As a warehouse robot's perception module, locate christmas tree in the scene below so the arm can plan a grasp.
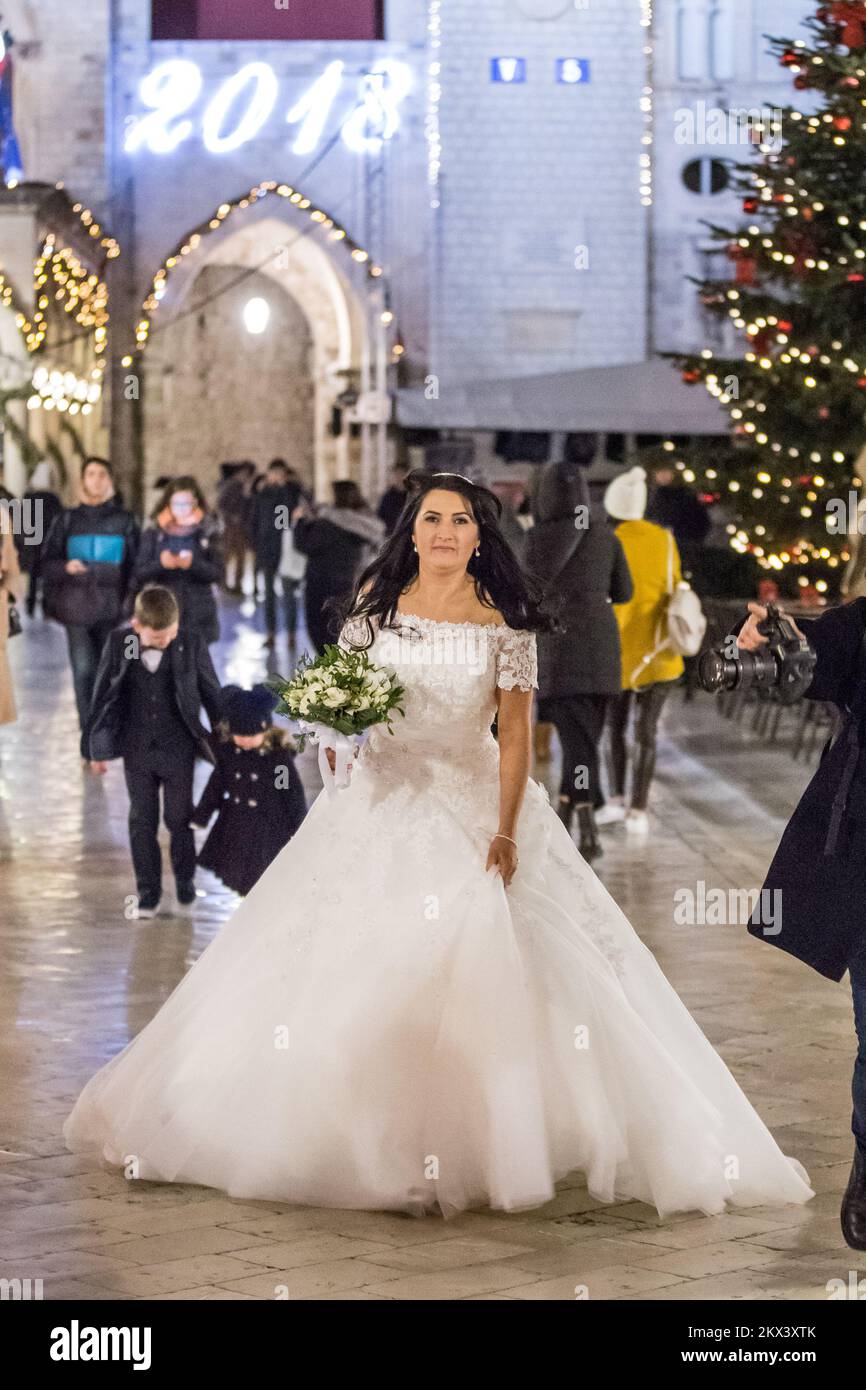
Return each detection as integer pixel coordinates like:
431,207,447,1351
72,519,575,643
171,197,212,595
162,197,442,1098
676,1,866,598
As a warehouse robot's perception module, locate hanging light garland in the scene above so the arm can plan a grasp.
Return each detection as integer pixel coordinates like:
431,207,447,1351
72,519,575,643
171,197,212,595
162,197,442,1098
68,199,121,260
25,364,103,416
131,180,389,356
0,266,41,350
0,188,116,448
426,0,442,208
33,236,110,355
639,0,653,207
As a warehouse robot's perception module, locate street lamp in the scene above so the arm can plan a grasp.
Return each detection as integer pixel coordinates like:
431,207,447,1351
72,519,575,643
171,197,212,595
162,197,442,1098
243,297,270,335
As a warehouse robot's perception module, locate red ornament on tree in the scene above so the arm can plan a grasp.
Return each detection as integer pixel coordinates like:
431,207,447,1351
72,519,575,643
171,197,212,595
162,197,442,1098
834,115,853,130
831,3,866,49
751,328,774,355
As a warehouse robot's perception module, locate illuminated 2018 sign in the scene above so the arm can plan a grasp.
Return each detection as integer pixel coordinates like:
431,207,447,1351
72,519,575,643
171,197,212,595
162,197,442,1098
125,59,413,157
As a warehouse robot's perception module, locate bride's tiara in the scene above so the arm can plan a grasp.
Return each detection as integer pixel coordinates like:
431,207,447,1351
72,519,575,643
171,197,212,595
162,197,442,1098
405,468,476,489
404,469,502,516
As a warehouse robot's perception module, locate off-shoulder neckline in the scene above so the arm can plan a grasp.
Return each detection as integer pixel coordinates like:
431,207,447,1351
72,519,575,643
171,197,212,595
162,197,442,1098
391,612,509,632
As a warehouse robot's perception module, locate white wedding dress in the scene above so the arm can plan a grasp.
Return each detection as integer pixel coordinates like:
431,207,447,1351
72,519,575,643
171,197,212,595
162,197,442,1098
64,615,813,1219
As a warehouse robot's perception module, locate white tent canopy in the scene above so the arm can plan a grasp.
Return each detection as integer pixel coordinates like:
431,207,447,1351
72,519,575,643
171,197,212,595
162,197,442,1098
396,358,730,436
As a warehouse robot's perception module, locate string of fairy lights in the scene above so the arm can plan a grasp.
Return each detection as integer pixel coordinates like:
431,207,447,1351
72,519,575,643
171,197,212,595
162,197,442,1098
683,30,866,585
663,438,844,591
426,0,442,208
34,236,110,352
0,190,115,426
128,180,403,364
639,0,653,207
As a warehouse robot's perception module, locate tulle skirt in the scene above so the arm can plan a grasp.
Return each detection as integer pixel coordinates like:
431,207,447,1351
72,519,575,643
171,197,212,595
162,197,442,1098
64,737,812,1219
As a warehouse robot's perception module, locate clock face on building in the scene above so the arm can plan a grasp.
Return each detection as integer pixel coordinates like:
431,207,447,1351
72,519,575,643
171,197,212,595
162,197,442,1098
512,0,573,19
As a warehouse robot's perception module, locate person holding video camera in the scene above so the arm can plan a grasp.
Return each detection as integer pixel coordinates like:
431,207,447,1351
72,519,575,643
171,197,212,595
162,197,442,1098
736,597,866,1250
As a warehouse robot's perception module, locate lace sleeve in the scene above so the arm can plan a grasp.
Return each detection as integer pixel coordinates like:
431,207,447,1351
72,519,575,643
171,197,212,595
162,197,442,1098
495,628,538,691
338,613,376,651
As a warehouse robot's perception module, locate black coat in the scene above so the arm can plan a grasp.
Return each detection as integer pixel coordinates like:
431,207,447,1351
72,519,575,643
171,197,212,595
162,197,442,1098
526,464,633,699
82,626,223,764
192,734,307,896
377,485,407,534
646,483,711,547
748,598,866,981
294,513,381,653
15,488,63,576
251,483,303,570
134,523,222,645
42,501,140,628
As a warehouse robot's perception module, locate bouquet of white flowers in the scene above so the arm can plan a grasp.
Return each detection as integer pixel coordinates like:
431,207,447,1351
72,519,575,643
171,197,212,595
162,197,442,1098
267,643,405,792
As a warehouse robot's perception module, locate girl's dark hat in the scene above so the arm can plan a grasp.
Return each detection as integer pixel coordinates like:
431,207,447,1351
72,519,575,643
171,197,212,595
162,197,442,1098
221,684,277,735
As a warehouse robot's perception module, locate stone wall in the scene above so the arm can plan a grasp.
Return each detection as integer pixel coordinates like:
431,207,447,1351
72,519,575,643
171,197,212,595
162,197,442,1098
143,264,314,498
432,0,647,384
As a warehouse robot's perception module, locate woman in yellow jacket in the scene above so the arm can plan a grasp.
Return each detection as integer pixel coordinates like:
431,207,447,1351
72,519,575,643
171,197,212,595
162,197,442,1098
601,466,683,835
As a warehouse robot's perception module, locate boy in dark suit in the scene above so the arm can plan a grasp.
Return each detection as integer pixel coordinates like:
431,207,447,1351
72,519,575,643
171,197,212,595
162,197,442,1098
83,584,223,917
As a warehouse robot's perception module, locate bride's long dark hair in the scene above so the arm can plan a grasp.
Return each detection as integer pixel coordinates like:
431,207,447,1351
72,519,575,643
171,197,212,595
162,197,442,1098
337,470,550,646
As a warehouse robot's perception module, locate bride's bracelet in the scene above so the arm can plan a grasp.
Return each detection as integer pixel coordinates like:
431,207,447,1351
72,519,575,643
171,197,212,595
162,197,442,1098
492,832,518,848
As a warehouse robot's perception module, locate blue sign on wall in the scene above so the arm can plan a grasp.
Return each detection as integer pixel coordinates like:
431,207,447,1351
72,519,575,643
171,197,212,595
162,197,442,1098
491,57,527,84
556,58,591,84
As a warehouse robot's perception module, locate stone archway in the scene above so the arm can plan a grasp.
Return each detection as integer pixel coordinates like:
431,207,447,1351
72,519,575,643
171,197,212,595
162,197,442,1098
140,203,383,504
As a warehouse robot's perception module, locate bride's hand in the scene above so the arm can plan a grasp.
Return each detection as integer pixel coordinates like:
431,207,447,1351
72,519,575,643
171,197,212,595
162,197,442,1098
486,835,518,888
324,748,353,775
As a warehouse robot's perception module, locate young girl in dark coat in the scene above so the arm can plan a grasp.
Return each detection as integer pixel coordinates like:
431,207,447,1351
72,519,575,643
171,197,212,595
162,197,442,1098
134,476,223,645
192,684,307,896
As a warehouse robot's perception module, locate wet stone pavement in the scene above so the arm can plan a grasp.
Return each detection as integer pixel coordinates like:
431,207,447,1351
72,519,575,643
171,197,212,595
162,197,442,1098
0,598,862,1301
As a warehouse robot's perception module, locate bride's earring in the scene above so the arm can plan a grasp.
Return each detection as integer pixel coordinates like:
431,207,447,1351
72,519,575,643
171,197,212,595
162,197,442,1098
474,544,481,558
412,540,418,553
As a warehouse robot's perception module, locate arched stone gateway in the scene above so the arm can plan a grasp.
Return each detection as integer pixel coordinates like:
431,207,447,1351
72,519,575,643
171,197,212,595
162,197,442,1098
138,196,392,506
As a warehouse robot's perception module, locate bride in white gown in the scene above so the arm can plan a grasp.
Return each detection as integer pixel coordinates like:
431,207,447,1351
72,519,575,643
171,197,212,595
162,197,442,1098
64,472,813,1220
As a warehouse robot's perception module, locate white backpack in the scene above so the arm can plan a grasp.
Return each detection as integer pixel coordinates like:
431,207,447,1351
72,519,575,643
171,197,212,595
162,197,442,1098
630,530,706,685
279,524,308,582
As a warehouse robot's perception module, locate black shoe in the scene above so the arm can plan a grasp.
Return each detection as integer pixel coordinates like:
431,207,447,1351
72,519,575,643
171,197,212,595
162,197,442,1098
576,805,603,862
175,882,197,910
841,1147,866,1250
136,892,161,920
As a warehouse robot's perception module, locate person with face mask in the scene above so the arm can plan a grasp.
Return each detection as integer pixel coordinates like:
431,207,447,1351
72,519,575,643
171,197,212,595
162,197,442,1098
133,477,223,645
41,456,140,737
